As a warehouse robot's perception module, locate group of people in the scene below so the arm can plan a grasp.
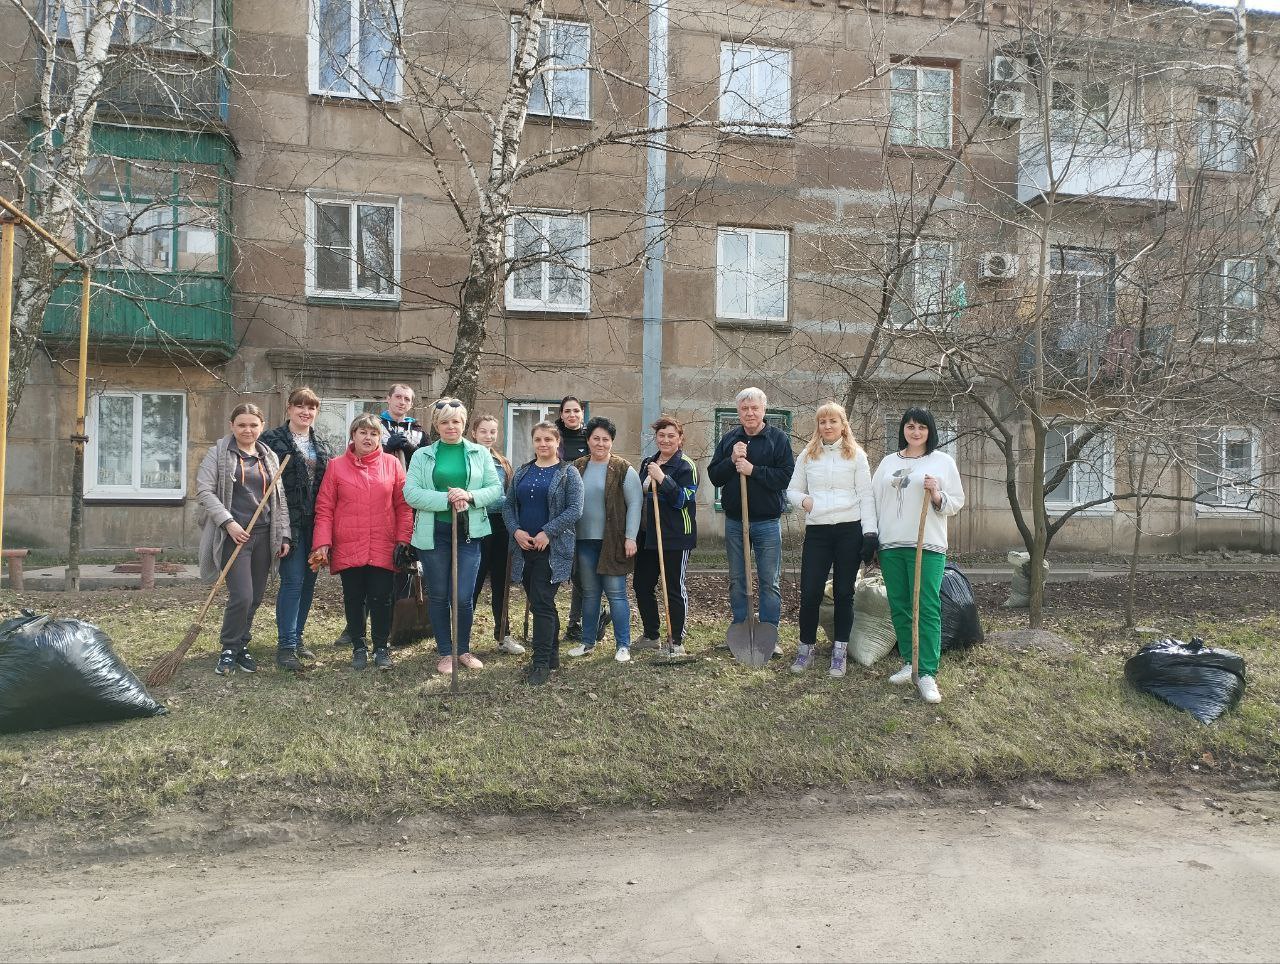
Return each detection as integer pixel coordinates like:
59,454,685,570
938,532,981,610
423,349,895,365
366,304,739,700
194,383,963,701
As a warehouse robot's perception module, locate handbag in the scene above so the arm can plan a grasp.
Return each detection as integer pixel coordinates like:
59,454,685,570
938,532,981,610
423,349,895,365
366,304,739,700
389,562,434,646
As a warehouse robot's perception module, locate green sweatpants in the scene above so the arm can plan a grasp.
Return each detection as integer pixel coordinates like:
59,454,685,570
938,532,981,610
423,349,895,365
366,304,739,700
878,547,946,678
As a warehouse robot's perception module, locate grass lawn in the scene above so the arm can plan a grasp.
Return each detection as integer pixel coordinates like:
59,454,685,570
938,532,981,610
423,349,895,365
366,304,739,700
0,575,1276,828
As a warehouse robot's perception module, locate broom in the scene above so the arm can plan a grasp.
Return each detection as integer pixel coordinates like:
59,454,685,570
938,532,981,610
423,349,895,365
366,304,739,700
147,453,291,687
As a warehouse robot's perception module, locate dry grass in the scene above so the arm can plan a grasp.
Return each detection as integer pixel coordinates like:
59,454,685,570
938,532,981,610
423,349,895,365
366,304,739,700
0,574,1276,828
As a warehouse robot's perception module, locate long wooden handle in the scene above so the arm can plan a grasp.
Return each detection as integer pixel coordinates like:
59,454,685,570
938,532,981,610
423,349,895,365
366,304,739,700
195,452,292,626
911,487,929,684
500,537,514,639
451,505,459,693
652,480,673,642
738,473,754,603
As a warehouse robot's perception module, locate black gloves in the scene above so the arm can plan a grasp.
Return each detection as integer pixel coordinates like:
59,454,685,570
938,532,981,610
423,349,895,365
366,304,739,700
861,532,879,566
394,542,416,571
384,431,408,452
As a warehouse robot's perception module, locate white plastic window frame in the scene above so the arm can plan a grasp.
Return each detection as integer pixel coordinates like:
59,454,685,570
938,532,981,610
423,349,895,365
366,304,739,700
1043,422,1114,515
1198,257,1259,344
715,227,790,322
85,390,188,500
55,0,217,54
892,239,954,328
1048,74,1117,146
304,192,402,302
504,400,570,467
512,16,592,121
308,0,404,101
888,64,954,149
503,210,591,313
719,42,793,137
1196,426,1261,514
1196,95,1247,173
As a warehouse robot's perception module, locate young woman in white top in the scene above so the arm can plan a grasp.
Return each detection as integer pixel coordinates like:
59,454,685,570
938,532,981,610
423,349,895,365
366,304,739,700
785,401,878,678
870,407,965,704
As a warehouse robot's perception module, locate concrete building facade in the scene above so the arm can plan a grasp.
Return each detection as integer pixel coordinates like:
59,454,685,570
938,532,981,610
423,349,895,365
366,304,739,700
2,0,1277,556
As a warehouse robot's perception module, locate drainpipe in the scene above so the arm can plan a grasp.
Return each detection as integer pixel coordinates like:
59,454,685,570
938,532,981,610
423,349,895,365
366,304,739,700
640,0,669,454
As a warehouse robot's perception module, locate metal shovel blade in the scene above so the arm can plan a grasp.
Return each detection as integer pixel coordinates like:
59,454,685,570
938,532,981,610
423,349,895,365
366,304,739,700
726,616,777,668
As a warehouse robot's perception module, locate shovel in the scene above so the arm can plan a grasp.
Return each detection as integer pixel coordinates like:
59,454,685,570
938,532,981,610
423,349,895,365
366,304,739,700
650,479,697,666
725,473,778,667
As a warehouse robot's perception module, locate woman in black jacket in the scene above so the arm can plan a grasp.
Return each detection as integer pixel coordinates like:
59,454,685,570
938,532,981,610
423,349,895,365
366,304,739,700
262,387,334,671
634,414,698,657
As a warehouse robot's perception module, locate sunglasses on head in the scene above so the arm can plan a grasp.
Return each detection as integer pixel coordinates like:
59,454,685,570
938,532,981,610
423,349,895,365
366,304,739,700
434,399,463,410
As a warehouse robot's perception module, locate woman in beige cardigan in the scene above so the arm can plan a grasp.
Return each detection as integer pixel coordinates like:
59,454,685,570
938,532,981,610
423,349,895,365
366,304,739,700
196,403,292,675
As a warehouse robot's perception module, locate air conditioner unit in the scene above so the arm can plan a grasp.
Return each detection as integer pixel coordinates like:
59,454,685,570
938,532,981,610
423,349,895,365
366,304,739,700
990,56,1029,86
991,88,1025,122
980,252,1020,280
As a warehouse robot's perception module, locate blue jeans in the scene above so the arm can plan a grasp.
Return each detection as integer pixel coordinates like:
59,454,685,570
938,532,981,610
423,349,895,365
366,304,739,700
275,529,316,650
419,522,482,656
724,516,782,626
577,539,632,651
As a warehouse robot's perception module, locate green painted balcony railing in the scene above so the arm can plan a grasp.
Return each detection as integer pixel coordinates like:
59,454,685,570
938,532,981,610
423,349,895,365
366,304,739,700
43,271,235,360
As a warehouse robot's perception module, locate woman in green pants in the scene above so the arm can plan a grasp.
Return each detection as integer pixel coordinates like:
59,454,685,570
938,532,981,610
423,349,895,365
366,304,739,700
870,407,965,704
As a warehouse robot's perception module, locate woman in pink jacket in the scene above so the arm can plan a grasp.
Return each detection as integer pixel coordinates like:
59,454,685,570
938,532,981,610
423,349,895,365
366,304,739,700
313,413,414,670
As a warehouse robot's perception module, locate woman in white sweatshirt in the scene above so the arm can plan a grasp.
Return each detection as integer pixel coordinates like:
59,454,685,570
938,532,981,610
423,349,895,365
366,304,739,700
870,407,965,704
786,402,878,678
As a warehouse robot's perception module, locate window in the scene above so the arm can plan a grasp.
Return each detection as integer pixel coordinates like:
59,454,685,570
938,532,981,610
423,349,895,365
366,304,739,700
305,194,400,300
506,401,559,467
83,157,221,275
1197,96,1247,172
713,407,792,510
515,17,590,120
882,413,957,458
1050,78,1113,144
1197,427,1259,511
1199,258,1259,343
310,0,401,99
1044,424,1112,512
889,65,953,148
716,227,789,322
87,391,186,499
891,241,954,327
505,212,590,312
316,398,381,453
56,0,216,54
1048,247,1115,352
720,43,792,135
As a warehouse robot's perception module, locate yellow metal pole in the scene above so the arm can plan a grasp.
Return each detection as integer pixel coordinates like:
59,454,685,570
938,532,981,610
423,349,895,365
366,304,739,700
0,217,14,567
66,266,91,592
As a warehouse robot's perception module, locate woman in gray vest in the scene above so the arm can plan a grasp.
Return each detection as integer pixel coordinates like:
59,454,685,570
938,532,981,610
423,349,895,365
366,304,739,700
566,416,642,663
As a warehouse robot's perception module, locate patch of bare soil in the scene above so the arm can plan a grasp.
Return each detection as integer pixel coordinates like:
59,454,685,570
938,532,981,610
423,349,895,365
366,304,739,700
1,782,1276,963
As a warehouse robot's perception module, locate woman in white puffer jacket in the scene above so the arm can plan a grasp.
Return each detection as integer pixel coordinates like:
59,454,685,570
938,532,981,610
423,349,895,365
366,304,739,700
785,401,879,678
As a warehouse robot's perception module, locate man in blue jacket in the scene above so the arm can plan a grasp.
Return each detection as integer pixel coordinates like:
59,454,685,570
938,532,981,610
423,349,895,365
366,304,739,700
706,387,794,653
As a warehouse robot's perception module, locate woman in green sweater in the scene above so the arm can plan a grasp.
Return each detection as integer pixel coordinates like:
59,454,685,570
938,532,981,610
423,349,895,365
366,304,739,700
404,398,503,675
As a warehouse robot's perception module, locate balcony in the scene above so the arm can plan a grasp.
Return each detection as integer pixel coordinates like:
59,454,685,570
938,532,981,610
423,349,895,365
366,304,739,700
1019,323,1172,389
51,48,228,125
42,272,235,361
1017,137,1178,206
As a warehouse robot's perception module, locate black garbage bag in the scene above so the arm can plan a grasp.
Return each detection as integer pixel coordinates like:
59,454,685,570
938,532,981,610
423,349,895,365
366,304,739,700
940,563,984,651
0,611,165,734
1124,637,1246,724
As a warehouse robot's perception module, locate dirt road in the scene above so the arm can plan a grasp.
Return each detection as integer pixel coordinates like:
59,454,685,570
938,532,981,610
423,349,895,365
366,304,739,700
3,786,1277,963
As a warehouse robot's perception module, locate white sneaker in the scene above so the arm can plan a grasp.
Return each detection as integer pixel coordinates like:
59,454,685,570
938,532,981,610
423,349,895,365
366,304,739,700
917,675,942,703
669,644,687,658
498,637,526,655
614,647,631,663
567,643,593,658
889,664,914,685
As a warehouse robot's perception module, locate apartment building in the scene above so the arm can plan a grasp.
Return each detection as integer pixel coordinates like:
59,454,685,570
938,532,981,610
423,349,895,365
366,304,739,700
1,0,1277,555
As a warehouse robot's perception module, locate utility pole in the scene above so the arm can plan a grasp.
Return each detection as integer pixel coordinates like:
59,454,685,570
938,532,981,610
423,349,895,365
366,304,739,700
640,0,669,453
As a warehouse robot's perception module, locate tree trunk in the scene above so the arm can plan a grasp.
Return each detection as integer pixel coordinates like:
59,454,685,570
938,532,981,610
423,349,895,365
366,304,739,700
1027,419,1048,628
